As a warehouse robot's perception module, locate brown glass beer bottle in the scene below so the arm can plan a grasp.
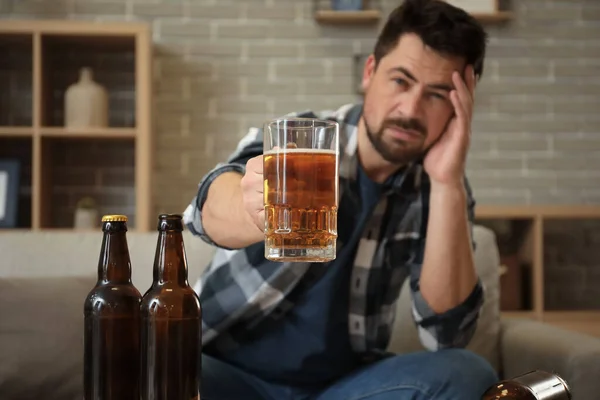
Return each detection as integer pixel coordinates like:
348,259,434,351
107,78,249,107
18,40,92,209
482,370,571,399
83,215,142,400
141,214,202,400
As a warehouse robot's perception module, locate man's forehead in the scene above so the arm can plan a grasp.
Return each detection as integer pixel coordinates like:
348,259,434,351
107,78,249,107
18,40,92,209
383,34,465,78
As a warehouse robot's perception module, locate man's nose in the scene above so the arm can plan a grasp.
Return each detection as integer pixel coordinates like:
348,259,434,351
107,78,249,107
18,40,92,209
397,92,422,119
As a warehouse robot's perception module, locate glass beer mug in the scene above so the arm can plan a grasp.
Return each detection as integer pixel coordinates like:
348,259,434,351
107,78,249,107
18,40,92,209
263,118,339,262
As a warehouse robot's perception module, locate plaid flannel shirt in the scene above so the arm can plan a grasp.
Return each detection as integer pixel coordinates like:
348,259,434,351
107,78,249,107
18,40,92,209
183,102,484,359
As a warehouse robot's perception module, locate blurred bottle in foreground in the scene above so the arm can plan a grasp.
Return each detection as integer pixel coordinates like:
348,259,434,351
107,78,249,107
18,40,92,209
482,370,571,400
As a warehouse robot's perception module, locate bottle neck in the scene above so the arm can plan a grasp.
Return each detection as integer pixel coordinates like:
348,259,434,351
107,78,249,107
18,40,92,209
97,230,132,284
153,230,188,286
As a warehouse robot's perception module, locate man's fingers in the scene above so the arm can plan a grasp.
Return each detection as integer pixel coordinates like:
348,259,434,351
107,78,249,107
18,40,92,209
450,90,466,122
452,70,473,118
248,155,263,175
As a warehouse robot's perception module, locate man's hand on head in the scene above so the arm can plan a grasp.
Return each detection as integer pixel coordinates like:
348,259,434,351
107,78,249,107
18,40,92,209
423,64,476,190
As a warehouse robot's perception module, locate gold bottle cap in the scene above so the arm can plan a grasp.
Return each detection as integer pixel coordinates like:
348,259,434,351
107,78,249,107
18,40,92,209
102,214,128,222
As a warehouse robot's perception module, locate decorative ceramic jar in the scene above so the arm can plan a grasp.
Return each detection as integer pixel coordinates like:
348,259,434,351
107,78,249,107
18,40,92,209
64,67,108,128
73,197,99,229
332,0,363,11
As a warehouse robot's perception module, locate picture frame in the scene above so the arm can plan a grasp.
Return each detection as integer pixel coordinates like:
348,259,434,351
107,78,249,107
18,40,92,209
0,159,21,228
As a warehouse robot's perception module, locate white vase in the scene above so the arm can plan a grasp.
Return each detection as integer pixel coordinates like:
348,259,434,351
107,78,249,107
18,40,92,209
64,67,108,128
74,208,99,229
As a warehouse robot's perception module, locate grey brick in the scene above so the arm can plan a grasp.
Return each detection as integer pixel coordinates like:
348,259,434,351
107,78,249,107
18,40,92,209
187,4,242,19
552,100,600,115
191,77,242,97
581,6,600,21
156,115,186,135
215,60,269,78
528,189,583,204
469,189,529,205
468,136,494,152
247,42,299,58
188,41,243,57
487,43,598,59
302,79,355,96
275,61,326,78
155,98,210,114
521,4,582,21
133,3,182,17
246,80,300,97
154,41,188,59
189,117,244,138
330,59,357,77
74,1,126,15
496,96,549,115
215,98,268,115
553,137,600,151
245,4,297,20
470,173,557,190
514,24,599,41
496,136,550,152
216,22,269,39
466,155,523,171
554,63,600,78
479,80,599,96
526,155,600,171
268,23,322,40
271,96,355,116
317,25,380,40
303,41,355,58
496,59,551,76
11,0,71,15
159,58,212,77
161,20,210,38
155,77,186,98
556,175,599,189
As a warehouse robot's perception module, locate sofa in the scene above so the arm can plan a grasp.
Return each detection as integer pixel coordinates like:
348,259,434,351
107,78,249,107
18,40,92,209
1,224,599,399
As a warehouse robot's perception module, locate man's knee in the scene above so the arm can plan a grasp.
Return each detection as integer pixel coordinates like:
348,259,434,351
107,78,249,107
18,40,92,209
433,348,499,397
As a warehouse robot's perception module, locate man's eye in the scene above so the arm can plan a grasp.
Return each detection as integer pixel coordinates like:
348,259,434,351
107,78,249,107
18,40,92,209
429,92,446,100
394,78,407,86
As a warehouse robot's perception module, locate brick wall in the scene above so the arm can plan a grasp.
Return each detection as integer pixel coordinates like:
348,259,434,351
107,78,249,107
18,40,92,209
2,0,600,308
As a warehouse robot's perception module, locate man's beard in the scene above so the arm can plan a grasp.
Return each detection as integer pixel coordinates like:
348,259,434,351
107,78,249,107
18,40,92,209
365,117,428,165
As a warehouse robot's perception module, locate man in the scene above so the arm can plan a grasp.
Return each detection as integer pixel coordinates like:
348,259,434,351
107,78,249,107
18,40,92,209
183,0,498,398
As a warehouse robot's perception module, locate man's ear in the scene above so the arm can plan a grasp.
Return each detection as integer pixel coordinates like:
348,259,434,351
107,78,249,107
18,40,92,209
361,54,376,92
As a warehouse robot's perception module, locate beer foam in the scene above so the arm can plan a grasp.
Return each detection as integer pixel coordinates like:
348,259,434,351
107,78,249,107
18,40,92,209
264,148,337,155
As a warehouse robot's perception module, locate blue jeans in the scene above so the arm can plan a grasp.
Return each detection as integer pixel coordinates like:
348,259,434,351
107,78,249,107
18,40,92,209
201,348,499,400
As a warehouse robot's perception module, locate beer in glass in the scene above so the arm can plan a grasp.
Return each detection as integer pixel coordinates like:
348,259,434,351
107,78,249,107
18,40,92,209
263,118,339,262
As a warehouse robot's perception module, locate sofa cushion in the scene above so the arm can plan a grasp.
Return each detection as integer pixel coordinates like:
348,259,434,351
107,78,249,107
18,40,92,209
386,225,502,372
0,275,96,400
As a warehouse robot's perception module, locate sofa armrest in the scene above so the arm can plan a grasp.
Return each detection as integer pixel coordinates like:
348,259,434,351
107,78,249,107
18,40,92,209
500,317,600,399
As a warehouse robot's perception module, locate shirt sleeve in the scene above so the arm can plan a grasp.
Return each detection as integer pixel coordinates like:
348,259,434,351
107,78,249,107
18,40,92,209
409,176,484,351
182,126,263,249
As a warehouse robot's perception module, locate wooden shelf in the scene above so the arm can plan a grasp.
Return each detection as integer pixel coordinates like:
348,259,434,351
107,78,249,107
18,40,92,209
0,20,152,232
476,205,600,219
472,11,513,22
40,127,137,139
314,10,381,24
0,127,34,137
443,1,513,23
543,311,600,338
475,205,600,338
0,20,149,35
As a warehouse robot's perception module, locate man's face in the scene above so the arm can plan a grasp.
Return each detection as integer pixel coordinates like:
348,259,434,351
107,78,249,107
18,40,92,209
361,33,466,165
